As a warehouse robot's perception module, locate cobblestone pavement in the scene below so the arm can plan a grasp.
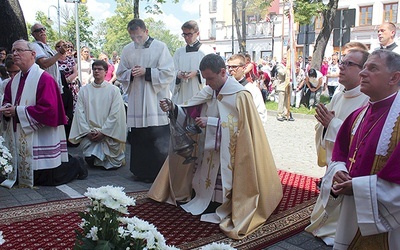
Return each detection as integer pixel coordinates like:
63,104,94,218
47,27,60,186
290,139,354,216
266,111,326,179
0,112,331,249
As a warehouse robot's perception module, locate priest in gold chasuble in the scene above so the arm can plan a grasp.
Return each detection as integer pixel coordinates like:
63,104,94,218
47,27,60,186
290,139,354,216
148,54,283,240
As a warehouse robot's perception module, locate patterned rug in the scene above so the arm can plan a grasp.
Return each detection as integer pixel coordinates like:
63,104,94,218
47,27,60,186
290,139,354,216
0,170,319,249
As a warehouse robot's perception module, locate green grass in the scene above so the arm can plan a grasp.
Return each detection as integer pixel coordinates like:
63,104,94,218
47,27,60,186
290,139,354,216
265,95,330,115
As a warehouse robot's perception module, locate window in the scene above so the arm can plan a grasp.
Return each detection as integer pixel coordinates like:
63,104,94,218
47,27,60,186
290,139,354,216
383,3,398,23
209,0,217,13
261,51,272,61
210,18,216,39
359,6,373,26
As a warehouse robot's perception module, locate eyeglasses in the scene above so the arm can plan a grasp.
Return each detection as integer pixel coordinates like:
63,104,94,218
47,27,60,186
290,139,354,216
0,53,6,56
32,27,46,33
339,60,363,68
181,32,195,37
93,68,105,71
226,65,243,70
12,48,32,54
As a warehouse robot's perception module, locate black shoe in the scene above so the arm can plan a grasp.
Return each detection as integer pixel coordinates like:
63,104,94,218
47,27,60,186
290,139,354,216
84,156,96,168
277,117,286,122
133,175,154,183
76,157,88,180
288,112,295,121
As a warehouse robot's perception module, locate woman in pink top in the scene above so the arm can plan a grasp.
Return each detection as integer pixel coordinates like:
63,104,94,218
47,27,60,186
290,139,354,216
98,53,116,83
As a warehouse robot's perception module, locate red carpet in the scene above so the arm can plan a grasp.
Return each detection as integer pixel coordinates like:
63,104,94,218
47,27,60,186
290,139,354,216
0,170,319,249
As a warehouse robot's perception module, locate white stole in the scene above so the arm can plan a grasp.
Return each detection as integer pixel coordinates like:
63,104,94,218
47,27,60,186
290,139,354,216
1,64,42,188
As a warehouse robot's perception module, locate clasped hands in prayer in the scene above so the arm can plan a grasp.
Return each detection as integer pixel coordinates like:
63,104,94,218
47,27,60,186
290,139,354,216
177,70,196,81
86,129,105,142
131,65,145,77
331,170,353,196
315,103,335,128
159,99,207,128
0,103,16,117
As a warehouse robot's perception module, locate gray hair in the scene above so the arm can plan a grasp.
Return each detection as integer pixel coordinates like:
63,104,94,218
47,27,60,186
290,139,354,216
199,54,226,74
30,23,42,33
370,49,400,73
12,39,34,50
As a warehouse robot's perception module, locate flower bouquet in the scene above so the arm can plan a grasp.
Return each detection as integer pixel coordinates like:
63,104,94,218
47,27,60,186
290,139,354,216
75,185,237,250
0,136,12,179
74,185,177,250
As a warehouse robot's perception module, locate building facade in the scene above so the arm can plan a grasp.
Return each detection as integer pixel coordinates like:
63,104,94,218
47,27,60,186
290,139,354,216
198,0,400,63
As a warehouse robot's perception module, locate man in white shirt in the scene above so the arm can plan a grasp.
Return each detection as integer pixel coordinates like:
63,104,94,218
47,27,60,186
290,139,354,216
326,53,340,100
305,68,324,109
30,23,65,91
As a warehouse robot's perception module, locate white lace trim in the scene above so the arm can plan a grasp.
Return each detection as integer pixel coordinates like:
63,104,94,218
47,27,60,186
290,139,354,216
376,92,400,155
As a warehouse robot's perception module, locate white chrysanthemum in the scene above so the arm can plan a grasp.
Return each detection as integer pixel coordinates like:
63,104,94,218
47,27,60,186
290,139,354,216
0,231,4,245
84,186,135,214
102,198,122,210
79,219,88,229
2,148,11,159
0,158,7,166
200,242,236,250
86,226,99,241
3,165,12,174
118,226,129,238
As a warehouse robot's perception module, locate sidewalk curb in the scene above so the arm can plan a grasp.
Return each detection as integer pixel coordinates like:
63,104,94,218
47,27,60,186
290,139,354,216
267,110,317,121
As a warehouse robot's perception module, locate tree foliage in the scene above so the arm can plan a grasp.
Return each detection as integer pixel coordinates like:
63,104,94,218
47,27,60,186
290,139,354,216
26,11,58,44
292,0,339,68
292,0,325,25
62,4,95,48
233,0,273,53
146,17,184,54
132,0,180,18
27,4,94,50
101,0,183,56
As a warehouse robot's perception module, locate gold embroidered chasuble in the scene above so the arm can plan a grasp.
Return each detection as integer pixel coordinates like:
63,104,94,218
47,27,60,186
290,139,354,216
148,77,282,239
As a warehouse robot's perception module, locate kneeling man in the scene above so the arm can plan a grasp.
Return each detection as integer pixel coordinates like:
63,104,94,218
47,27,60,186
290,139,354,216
69,60,126,169
148,54,282,240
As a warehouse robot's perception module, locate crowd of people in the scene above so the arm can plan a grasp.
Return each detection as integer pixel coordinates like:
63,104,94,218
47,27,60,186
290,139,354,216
0,17,400,247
